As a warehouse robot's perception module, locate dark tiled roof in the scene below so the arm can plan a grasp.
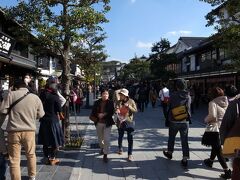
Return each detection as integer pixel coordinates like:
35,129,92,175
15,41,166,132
179,37,208,48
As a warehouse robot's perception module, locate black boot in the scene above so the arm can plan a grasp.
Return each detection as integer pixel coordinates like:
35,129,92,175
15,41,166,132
203,158,213,168
163,151,172,160
220,169,232,179
181,159,188,167
103,154,108,163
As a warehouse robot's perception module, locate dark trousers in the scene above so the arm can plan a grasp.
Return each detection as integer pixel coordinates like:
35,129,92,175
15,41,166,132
43,146,58,159
168,122,189,158
118,128,133,155
138,102,145,112
151,101,156,108
232,158,240,180
162,102,168,120
210,144,228,169
145,100,149,108
190,102,194,114
0,153,7,180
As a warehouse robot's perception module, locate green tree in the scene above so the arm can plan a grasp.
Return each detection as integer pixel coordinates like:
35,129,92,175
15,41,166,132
149,38,177,80
151,38,170,54
200,0,240,66
119,56,150,81
72,29,107,83
3,0,110,141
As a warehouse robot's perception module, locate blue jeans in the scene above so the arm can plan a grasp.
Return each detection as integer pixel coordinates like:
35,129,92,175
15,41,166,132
0,153,7,180
118,128,133,155
167,122,189,158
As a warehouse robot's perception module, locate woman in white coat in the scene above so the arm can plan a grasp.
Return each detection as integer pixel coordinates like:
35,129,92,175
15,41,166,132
202,87,231,179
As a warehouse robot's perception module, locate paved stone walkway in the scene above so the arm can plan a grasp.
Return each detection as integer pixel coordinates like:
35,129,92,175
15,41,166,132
5,103,230,180
72,104,229,180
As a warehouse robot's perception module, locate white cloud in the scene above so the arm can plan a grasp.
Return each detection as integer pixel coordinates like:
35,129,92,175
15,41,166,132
136,41,152,49
166,30,192,36
167,31,177,36
179,30,192,35
130,0,136,3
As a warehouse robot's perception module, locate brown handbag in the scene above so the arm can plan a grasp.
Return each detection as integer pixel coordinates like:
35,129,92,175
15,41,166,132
89,114,98,123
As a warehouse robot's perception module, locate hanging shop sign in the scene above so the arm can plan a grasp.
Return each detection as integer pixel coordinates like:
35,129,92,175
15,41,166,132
0,32,15,58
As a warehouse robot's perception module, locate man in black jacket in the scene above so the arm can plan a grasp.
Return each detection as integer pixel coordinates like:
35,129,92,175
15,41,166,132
90,89,115,163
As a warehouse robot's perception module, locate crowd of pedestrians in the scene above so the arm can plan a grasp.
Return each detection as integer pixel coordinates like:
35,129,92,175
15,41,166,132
89,79,240,180
1,75,240,180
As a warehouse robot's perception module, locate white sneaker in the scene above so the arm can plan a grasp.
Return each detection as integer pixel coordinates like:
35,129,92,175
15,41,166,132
29,177,35,180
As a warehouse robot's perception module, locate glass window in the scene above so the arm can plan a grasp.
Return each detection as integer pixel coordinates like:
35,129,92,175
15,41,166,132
212,49,217,60
20,46,28,58
13,42,29,58
219,48,225,60
201,53,206,62
206,51,211,61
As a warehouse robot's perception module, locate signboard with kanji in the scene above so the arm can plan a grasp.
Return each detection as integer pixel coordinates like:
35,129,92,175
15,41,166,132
0,32,15,57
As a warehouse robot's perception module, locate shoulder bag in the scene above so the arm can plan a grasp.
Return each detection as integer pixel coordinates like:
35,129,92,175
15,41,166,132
171,98,189,121
3,92,30,115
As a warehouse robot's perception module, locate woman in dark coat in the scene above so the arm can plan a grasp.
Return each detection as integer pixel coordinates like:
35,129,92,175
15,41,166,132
38,77,64,165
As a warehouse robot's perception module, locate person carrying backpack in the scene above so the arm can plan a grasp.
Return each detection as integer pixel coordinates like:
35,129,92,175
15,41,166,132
163,79,191,167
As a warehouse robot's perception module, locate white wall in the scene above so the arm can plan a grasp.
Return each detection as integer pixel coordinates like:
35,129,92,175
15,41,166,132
175,41,189,54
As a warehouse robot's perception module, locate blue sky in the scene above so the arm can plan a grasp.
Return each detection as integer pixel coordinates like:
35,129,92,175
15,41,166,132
0,0,215,63
104,0,215,62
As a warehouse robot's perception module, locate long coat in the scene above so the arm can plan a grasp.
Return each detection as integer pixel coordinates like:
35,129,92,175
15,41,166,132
38,89,64,147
